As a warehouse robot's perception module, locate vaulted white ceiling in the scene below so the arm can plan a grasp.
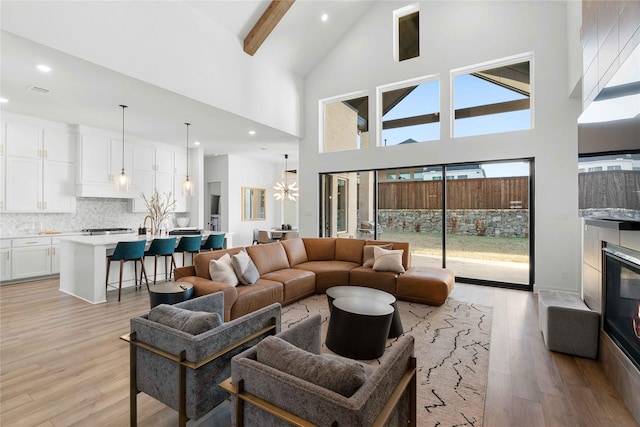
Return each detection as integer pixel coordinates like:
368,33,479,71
0,1,373,161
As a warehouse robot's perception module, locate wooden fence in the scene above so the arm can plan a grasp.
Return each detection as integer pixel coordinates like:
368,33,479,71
579,171,640,210
377,177,529,209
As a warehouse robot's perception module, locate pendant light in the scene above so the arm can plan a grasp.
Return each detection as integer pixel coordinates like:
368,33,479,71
274,154,298,201
182,122,194,196
115,104,130,192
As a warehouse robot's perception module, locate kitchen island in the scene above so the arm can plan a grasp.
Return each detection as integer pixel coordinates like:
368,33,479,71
59,231,231,304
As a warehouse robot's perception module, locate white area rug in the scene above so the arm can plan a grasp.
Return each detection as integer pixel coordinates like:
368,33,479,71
280,294,492,427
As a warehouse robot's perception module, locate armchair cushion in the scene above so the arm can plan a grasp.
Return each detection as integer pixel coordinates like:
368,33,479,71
373,246,405,273
209,253,239,286
148,304,222,335
231,250,260,285
256,335,367,397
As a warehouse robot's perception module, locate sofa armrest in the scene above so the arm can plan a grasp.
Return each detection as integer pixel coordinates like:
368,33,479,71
174,265,195,280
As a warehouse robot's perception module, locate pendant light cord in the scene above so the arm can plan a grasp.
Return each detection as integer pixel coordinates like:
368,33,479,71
185,123,190,179
119,104,127,173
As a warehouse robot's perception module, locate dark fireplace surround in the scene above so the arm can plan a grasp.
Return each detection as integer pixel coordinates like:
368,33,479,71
603,245,640,371
582,218,640,424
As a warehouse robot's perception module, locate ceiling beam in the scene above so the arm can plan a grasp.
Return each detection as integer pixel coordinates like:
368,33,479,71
244,0,295,56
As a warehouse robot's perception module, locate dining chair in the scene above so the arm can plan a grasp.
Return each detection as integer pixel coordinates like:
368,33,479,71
142,237,177,284
252,228,260,245
174,235,202,266
201,233,225,251
106,240,149,302
257,230,276,244
281,231,299,240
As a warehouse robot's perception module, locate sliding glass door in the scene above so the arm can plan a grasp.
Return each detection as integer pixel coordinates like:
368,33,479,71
320,159,533,289
444,160,531,286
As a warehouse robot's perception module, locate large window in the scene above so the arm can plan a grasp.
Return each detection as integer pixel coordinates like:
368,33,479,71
379,78,440,146
320,159,533,289
452,55,532,138
321,93,369,153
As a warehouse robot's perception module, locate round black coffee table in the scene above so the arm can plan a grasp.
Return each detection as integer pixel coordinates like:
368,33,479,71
148,281,194,308
325,296,394,360
326,286,404,338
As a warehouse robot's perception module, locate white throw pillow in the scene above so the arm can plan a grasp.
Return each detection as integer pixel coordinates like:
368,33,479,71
231,250,260,285
209,253,239,286
372,246,405,274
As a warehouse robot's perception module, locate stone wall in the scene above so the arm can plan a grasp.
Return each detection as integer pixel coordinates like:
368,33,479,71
378,209,529,238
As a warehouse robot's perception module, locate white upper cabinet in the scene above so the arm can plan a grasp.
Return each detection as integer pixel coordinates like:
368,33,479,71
76,127,133,198
2,114,76,212
44,128,75,163
131,145,178,212
5,121,42,158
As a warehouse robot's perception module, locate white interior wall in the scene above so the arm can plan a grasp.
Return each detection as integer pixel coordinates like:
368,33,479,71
1,1,303,137
299,1,583,293
205,154,282,247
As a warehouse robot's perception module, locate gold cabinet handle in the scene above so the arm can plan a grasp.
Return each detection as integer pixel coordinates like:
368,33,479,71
47,248,51,256
43,201,47,210
44,150,48,159
37,202,42,210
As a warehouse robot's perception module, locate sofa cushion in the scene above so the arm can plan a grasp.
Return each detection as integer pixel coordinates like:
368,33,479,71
372,246,405,273
281,238,309,267
246,242,291,275
231,250,260,285
362,243,393,268
209,253,239,286
256,335,367,397
335,238,366,264
148,304,222,335
303,238,336,261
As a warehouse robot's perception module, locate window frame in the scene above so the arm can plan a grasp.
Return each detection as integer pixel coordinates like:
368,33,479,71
319,90,369,153
376,74,440,148
450,52,535,139
393,3,420,62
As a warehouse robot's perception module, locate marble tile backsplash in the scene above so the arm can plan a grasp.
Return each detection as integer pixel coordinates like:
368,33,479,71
0,198,166,235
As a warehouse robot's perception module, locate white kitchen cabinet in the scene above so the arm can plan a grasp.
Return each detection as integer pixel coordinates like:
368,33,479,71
5,121,42,158
174,173,188,212
3,116,76,212
0,156,5,211
44,128,75,163
0,240,11,281
44,161,76,212
131,146,177,212
76,131,133,198
5,156,75,212
51,243,61,275
5,157,42,211
11,237,53,280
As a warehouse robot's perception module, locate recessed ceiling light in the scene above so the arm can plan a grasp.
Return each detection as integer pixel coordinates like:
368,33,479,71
0,97,8,103
194,141,200,146
321,13,328,22
36,64,52,73
249,130,256,135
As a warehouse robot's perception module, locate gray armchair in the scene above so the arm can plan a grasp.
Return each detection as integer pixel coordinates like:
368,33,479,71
222,314,416,427
121,292,281,426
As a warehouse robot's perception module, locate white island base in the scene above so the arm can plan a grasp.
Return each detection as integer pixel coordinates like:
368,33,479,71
59,232,231,304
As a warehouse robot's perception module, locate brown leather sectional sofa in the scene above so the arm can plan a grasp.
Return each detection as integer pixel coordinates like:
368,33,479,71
174,237,455,322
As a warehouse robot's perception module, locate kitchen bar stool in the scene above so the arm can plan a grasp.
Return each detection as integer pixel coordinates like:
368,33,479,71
106,240,149,302
175,235,202,266
201,233,225,251
143,237,177,284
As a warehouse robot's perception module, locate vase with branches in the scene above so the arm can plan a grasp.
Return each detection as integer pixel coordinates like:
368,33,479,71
141,189,177,235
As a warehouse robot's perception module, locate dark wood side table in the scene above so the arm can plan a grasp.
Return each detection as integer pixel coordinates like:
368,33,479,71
326,286,404,338
325,296,394,360
148,281,194,308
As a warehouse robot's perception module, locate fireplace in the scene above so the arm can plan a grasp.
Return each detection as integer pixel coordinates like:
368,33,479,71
603,244,640,371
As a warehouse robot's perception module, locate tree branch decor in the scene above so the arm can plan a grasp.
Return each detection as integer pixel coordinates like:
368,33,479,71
141,189,177,234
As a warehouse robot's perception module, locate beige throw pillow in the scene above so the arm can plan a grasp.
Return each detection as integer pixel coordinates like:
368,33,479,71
208,253,239,286
231,250,260,285
362,243,393,268
372,246,405,273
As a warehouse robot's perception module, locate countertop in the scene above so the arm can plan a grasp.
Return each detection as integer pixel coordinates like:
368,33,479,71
584,218,640,231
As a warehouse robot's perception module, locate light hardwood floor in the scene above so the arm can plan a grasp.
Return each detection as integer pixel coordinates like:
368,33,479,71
1,278,637,426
